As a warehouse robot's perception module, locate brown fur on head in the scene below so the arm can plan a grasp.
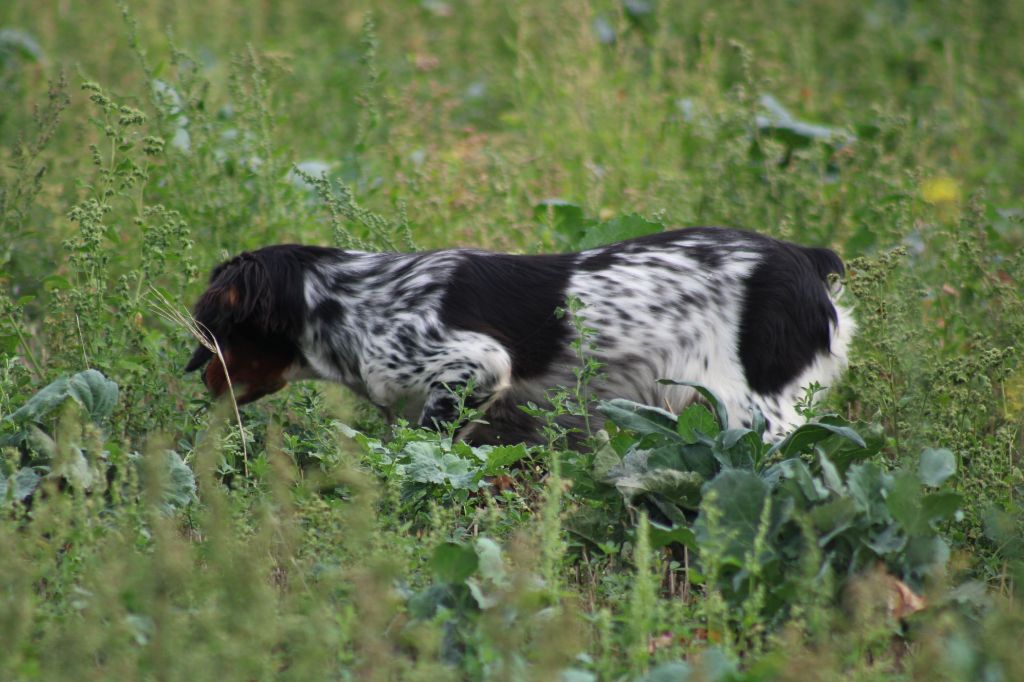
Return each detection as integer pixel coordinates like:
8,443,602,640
200,337,294,405
184,246,325,404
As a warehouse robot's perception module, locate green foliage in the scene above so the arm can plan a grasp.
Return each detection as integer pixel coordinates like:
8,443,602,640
431,541,480,584
601,388,960,621
1,0,1024,678
0,368,193,511
535,199,664,250
3,368,117,435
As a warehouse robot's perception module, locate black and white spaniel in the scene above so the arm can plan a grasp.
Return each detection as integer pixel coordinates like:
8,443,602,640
185,227,854,444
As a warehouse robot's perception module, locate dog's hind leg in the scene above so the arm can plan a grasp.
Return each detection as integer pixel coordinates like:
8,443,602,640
413,332,514,431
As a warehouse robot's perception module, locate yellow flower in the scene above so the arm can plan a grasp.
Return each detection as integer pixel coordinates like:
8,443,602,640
921,175,961,205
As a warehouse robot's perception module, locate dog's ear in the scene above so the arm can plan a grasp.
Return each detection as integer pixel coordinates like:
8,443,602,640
194,251,305,338
185,345,213,373
195,255,273,330
184,254,269,374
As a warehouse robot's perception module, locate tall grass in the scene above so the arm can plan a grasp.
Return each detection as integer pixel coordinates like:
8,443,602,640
2,0,1024,678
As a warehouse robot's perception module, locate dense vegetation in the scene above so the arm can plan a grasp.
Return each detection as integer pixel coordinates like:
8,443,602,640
2,1,1023,679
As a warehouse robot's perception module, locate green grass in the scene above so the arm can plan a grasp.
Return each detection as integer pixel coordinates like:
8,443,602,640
2,0,1024,679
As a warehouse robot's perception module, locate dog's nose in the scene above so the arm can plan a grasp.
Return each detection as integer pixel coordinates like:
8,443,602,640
202,357,230,399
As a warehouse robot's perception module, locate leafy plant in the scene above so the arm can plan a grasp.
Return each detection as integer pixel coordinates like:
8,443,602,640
534,200,664,250
340,421,533,514
599,384,959,622
1,368,193,511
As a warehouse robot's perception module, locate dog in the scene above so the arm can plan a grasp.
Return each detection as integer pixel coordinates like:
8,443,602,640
185,227,854,444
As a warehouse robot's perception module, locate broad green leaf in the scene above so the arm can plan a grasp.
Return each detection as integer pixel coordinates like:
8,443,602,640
818,418,884,474
141,450,196,513
533,199,591,245
770,421,865,459
4,377,71,424
483,443,529,474
750,407,767,439
647,443,717,480
592,438,623,478
597,399,680,441
644,494,690,527
0,467,41,502
677,403,719,443
466,580,497,610
4,369,119,425
918,448,956,487
648,521,697,550
680,443,718,480
818,454,845,494
52,446,94,490
403,442,447,484
657,380,729,429
863,525,906,555
407,584,453,619
576,213,663,250
451,439,481,460
887,471,927,534
606,448,705,509
772,458,828,503
67,370,119,421
564,506,621,549
638,469,705,509
711,429,759,470
809,496,858,546
921,491,962,524
403,442,479,490
903,535,950,582
696,470,770,561
846,462,892,523
431,542,479,584
467,537,508,609
25,424,56,458
473,538,508,587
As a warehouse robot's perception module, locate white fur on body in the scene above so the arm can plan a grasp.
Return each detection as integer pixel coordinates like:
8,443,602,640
286,230,854,442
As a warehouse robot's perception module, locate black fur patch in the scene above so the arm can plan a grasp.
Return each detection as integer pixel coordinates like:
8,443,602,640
738,240,842,395
439,253,575,379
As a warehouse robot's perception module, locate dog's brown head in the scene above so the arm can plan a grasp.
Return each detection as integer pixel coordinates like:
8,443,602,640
185,246,331,404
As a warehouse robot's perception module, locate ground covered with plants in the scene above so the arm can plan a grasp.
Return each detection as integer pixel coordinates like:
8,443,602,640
2,1,1024,679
